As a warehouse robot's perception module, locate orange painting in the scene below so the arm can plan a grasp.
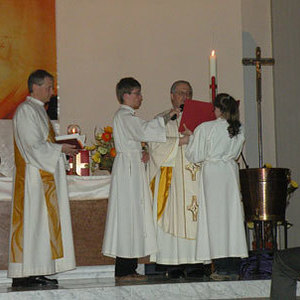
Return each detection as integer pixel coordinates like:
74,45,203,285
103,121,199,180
0,0,56,119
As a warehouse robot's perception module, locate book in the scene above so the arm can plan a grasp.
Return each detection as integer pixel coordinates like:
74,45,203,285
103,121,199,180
178,99,216,132
55,133,85,149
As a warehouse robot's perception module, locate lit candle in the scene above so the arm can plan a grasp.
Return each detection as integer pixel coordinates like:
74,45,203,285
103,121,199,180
67,124,81,135
209,50,217,102
210,50,217,79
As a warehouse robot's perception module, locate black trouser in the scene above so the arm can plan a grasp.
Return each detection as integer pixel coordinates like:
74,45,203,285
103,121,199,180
115,257,138,277
213,257,241,274
270,247,300,300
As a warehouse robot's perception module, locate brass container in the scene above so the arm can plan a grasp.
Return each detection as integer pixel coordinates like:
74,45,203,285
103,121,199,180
239,168,290,221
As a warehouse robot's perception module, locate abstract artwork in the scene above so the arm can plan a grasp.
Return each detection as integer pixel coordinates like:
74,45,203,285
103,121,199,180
0,0,56,119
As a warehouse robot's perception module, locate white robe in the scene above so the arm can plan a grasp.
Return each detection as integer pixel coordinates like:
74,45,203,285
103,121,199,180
148,112,201,265
185,118,248,260
102,105,166,258
8,96,76,278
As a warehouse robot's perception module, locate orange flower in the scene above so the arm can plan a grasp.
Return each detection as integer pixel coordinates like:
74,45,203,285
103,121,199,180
102,132,112,142
104,126,113,134
110,147,116,158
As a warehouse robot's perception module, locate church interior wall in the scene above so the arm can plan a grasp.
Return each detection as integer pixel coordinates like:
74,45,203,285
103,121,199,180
271,0,300,247
55,0,245,144
3,0,298,252
241,0,276,168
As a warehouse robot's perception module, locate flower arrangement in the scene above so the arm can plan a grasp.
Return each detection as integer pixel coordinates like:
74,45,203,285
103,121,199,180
85,126,116,173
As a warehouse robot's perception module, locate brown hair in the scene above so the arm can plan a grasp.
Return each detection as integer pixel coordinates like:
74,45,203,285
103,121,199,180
214,93,241,138
116,77,141,104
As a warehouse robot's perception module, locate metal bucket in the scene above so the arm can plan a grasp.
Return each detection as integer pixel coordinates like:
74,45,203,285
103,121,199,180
239,168,290,221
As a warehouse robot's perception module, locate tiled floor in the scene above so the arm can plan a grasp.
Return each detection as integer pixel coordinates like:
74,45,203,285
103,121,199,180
0,266,297,299
0,275,272,299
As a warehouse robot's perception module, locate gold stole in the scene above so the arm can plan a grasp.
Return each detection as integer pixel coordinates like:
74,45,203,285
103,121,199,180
10,121,63,263
150,167,173,220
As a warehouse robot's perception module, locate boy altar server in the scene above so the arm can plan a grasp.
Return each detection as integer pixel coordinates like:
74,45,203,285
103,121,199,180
102,77,179,281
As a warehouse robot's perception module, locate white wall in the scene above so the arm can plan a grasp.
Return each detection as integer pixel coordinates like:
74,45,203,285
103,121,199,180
271,0,300,247
55,0,245,145
241,0,275,168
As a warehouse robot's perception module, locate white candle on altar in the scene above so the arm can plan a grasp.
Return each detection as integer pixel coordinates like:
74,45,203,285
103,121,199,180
210,50,217,79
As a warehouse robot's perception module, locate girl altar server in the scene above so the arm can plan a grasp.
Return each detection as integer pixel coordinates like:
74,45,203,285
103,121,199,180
184,93,248,270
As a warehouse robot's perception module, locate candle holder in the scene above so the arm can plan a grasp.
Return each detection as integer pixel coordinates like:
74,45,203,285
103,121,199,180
66,124,81,176
67,124,81,135
67,155,77,175
210,76,218,103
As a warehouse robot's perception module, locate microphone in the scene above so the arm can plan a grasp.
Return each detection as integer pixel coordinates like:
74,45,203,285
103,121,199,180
171,104,184,120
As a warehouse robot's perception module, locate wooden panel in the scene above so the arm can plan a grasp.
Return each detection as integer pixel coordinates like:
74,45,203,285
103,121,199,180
0,199,149,270
70,199,114,265
0,201,10,269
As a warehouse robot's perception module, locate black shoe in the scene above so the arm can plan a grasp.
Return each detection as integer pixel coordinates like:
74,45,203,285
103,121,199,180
12,277,30,287
29,276,58,286
186,269,206,278
166,269,185,279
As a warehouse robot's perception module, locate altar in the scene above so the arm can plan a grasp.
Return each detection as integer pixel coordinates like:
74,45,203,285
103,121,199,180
0,174,117,269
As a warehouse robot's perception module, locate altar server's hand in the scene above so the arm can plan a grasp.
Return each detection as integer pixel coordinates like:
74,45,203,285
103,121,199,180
182,124,192,136
179,124,192,146
62,144,79,156
141,150,150,164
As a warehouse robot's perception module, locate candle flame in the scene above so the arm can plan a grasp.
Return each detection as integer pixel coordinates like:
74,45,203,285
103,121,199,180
211,50,215,56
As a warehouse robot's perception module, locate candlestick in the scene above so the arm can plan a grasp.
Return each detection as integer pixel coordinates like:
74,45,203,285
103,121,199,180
209,50,217,102
210,76,217,103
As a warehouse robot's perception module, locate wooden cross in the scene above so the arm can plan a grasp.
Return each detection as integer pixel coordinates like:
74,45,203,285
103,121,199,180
187,195,199,222
242,47,275,168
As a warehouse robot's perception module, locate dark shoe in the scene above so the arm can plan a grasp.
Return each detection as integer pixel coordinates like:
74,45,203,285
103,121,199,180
166,269,185,279
29,276,58,286
186,269,205,278
12,277,30,287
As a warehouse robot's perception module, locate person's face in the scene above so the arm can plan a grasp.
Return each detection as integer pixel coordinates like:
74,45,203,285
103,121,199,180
32,77,54,103
171,83,192,109
214,107,222,118
123,87,143,110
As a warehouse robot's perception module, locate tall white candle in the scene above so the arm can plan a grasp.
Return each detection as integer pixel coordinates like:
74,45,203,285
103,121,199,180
210,50,217,79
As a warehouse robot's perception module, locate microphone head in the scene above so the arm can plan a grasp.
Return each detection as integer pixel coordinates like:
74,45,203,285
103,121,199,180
171,104,184,120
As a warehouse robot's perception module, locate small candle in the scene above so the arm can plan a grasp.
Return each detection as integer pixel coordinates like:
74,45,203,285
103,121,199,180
210,50,217,79
67,124,81,135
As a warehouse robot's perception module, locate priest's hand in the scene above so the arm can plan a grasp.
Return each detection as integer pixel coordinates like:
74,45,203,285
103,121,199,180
62,144,79,156
169,107,181,119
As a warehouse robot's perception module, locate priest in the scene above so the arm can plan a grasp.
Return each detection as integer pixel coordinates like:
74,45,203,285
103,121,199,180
148,80,207,278
8,69,78,288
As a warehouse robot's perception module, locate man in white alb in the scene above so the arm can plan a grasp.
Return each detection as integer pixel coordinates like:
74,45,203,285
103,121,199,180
148,80,208,278
8,69,78,288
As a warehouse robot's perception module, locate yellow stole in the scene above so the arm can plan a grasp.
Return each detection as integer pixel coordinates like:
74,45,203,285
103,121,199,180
150,166,173,220
10,121,63,262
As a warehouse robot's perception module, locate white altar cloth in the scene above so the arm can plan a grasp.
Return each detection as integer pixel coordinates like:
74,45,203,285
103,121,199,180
0,175,111,201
